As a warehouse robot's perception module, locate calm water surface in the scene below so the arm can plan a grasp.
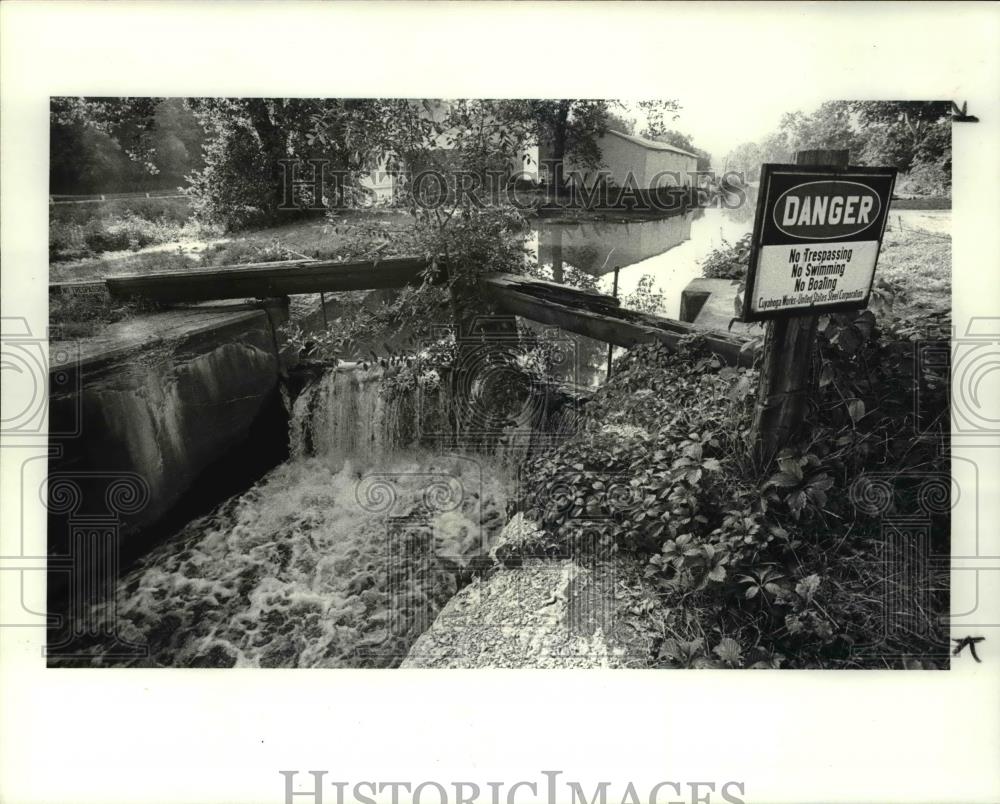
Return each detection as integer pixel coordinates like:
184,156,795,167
531,208,751,319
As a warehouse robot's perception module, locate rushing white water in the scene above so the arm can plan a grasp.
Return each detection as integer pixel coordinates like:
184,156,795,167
290,364,421,467
64,365,516,668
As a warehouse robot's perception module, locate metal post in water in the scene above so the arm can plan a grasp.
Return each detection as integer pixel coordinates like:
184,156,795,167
606,266,620,381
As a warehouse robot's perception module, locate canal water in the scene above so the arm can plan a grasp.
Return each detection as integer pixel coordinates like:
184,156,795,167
523,205,754,387
532,207,752,319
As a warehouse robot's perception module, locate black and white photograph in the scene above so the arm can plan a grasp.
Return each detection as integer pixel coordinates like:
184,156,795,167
43,96,954,670
2,3,998,804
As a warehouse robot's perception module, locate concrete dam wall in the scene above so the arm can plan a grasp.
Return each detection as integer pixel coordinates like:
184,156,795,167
47,301,290,566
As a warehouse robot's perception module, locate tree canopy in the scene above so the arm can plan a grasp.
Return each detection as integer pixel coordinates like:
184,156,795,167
50,96,707,224
50,97,205,193
723,101,951,193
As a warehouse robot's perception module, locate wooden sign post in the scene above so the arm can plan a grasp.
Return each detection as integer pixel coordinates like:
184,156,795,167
747,149,896,465
606,265,620,380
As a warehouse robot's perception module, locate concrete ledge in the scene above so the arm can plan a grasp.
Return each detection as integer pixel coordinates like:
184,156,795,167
50,301,282,376
680,278,766,338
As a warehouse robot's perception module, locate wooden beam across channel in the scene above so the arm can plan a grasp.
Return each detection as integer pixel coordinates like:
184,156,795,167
479,272,753,368
105,256,440,303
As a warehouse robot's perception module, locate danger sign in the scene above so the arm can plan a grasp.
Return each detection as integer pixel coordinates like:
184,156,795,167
741,164,896,321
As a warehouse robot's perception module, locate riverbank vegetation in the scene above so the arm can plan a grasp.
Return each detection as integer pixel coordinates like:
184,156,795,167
49,196,208,262
517,313,948,668
725,101,952,197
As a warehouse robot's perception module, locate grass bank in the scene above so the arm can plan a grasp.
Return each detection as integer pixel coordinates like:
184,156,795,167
49,196,214,262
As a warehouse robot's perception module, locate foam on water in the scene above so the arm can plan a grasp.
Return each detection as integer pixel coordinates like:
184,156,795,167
78,451,509,667
65,365,516,668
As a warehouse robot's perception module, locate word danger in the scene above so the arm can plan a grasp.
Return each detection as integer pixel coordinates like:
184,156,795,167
782,195,873,227
773,181,881,240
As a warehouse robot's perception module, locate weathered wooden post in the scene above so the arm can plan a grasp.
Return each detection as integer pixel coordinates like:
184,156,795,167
751,149,851,465
606,265,620,380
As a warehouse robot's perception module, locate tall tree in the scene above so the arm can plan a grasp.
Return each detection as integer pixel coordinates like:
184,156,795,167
148,98,206,186
50,97,162,192
638,99,684,140
778,101,861,155
604,110,636,135
724,141,763,181
528,100,607,187
187,98,416,228
725,99,950,193
848,101,950,174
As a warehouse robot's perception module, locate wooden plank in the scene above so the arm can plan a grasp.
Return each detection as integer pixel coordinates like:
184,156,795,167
480,273,753,367
481,273,621,307
105,256,440,302
49,279,109,297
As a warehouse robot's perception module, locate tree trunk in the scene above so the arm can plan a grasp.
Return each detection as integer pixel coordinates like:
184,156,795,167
548,101,570,193
245,99,288,221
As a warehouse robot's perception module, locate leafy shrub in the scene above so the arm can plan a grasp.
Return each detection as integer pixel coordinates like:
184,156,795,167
623,274,666,314
520,337,757,559
700,233,752,280
285,204,533,366
515,286,949,669
186,122,279,231
49,197,211,261
903,160,950,196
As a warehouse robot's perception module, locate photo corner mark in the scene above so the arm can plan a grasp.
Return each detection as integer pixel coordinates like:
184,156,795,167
950,101,978,123
952,636,985,662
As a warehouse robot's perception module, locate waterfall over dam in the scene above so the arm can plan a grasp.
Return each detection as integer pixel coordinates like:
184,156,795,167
290,364,420,467
54,363,533,668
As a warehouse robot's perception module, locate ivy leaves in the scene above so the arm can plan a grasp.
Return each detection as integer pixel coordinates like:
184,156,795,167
701,232,752,280
650,535,729,592
657,636,747,669
738,566,786,600
762,451,835,520
713,637,743,667
672,432,724,487
819,309,876,357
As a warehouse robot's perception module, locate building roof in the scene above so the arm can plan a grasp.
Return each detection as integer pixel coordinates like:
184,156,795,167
605,129,699,159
